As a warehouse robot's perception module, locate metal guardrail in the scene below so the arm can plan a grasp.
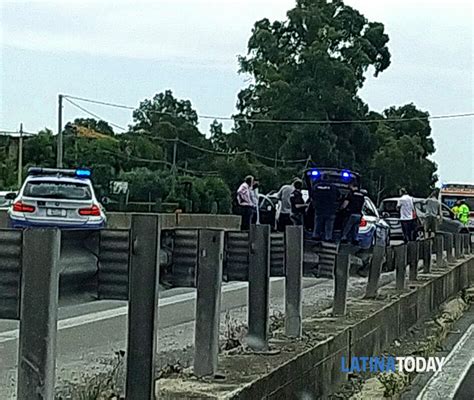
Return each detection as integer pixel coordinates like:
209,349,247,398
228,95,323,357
2,219,472,398
172,229,199,287
171,230,286,284
0,229,22,319
225,231,249,281
98,229,130,300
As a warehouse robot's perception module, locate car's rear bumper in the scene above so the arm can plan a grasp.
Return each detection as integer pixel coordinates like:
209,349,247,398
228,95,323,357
9,217,105,230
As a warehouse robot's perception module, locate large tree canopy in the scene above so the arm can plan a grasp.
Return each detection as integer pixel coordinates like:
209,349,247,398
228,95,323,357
224,0,435,197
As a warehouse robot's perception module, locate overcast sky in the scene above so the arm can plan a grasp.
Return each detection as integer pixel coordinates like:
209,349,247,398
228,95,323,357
1,0,473,183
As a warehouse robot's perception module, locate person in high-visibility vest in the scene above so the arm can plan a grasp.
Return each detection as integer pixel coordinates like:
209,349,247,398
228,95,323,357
452,200,462,220
458,200,470,225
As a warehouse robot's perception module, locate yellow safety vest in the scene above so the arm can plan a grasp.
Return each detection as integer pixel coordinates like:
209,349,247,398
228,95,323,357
452,206,460,218
459,204,470,225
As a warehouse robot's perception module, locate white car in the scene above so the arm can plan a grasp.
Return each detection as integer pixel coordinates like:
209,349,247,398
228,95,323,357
8,168,106,229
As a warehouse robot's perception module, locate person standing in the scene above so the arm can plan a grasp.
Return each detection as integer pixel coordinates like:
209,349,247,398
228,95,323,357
290,179,307,226
452,200,462,219
236,175,254,231
459,199,470,226
312,175,339,241
250,180,260,225
424,190,441,237
397,188,416,242
276,179,295,232
340,183,365,244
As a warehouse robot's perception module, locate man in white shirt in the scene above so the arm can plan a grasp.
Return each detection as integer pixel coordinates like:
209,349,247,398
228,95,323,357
250,180,260,225
276,179,297,232
237,175,254,230
397,188,416,242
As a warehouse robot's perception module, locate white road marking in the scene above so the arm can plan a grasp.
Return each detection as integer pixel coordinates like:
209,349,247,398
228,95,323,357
0,279,278,345
417,324,474,399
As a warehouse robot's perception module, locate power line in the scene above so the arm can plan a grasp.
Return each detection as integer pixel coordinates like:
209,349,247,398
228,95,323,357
64,102,307,164
63,94,474,125
64,98,128,132
101,149,220,177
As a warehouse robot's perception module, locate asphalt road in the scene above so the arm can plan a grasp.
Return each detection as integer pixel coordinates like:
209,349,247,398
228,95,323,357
0,273,396,398
0,278,312,396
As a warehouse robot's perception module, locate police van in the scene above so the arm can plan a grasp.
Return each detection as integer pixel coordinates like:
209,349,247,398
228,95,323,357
440,183,474,231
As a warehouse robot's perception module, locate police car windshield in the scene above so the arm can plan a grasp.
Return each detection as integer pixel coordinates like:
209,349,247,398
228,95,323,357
23,181,92,200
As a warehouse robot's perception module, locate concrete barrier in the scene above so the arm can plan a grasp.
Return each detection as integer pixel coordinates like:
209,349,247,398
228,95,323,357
0,210,8,228
107,212,240,230
157,256,474,399
176,214,241,230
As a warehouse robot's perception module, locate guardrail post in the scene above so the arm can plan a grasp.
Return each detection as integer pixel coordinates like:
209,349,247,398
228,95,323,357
17,228,60,400
463,234,470,256
408,241,419,281
385,246,394,271
435,233,444,268
444,233,455,264
454,233,462,259
395,244,408,290
422,238,433,273
126,214,161,400
194,229,224,377
333,245,350,316
247,224,271,351
285,225,303,337
365,244,385,298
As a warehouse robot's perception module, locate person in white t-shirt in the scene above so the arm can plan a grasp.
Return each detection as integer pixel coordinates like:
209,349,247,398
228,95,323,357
397,188,416,242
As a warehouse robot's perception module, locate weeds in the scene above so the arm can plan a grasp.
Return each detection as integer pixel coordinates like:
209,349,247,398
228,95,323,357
220,312,247,351
55,351,125,400
270,311,284,333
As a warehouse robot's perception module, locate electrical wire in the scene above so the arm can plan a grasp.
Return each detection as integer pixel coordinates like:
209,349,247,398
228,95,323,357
101,149,220,177
63,94,474,125
64,98,128,132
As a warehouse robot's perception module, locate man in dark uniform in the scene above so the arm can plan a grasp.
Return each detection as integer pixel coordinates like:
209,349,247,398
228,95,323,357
312,175,339,241
290,179,307,226
340,183,365,244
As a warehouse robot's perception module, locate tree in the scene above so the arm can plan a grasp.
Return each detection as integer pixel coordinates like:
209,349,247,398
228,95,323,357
370,105,437,198
132,90,213,171
234,0,392,184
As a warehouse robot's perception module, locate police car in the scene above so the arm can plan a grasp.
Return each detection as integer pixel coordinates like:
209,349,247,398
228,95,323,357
304,167,390,247
7,168,106,229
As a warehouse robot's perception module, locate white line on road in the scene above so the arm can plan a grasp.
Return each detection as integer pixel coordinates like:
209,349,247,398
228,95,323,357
0,280,266,345
417,324,474,399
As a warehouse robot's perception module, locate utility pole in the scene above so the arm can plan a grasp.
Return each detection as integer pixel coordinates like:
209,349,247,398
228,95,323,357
57,94,63,168
171,137,178,195
18,123,23,188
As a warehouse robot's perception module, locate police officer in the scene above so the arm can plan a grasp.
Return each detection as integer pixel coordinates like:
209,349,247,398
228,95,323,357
312,174,339,241
290,179,307,226
340,183,365,244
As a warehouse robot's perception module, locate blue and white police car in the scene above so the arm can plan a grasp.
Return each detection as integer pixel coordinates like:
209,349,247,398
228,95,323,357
7,168,106,229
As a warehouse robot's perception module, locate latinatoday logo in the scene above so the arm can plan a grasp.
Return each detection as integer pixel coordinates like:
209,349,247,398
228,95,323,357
341,356,446,373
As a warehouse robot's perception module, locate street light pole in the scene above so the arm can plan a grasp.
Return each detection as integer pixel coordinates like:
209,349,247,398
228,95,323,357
18,123,23,188
57,94,64,168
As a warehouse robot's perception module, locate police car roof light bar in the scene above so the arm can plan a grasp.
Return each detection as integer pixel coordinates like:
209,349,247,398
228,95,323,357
27,167,92,178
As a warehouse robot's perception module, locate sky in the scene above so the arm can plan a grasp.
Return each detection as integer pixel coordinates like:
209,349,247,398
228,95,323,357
0,0,473,183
